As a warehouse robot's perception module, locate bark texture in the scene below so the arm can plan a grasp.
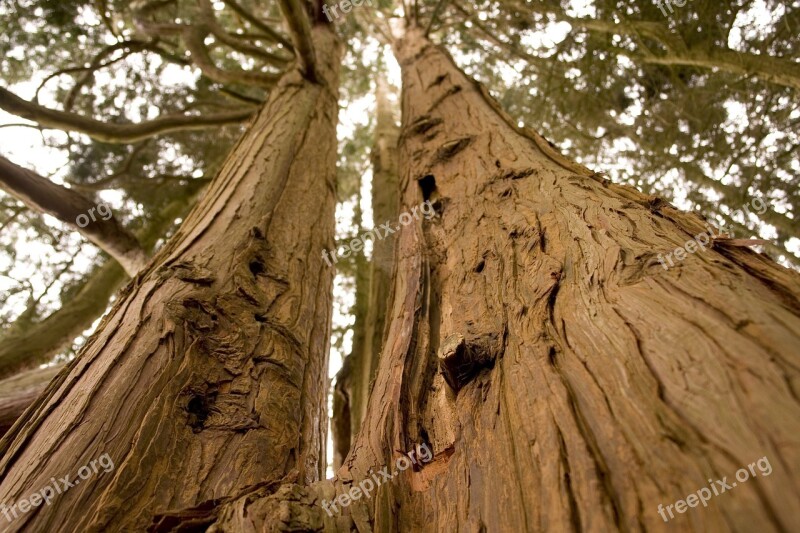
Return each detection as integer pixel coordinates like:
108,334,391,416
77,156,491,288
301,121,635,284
343,28,800,532
192,28,800,533
0,26,340,532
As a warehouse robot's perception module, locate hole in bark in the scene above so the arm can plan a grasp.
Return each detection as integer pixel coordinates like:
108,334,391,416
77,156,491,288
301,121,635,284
474,260,485,273
432,198,445,216
254,313,267,323
547,347,557,366
249,259,265,276
186,394,213,432
418,175,436,201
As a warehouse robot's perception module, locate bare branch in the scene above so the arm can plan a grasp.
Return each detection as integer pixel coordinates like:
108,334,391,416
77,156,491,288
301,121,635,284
0,87,253,143
0,156,147,275
221,0,294,51
0,186,202,381
181,25,283,87
277,0,317,81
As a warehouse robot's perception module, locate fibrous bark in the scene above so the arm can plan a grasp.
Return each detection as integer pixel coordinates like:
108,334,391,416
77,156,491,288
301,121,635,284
346,27,800,532
0,24,340,532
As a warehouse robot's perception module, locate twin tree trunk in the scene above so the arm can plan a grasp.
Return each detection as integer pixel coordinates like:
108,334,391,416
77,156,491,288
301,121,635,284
1,25,799,533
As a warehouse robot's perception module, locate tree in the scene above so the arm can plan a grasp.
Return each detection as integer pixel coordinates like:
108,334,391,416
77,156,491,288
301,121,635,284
0,0,799,531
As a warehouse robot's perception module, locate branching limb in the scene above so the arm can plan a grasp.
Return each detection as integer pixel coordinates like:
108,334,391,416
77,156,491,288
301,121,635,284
181,25,283,87
0,87,253,143
0,187,201,381
277,0,317,81
221,0,294,51
0,156,147,275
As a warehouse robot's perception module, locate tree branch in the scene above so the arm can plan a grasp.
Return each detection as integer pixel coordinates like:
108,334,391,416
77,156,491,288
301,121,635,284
181,25,283,87
0,156,147,274
0,87,254,143
0,365,63,438
0,187,201,381
221,0,294,51
566,17,800,91
277,0,317,81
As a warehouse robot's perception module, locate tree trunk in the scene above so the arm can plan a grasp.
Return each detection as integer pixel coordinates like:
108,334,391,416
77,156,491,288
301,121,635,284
187,27,800,533
346,27,800,532
333,76,401,465
0,26,340,532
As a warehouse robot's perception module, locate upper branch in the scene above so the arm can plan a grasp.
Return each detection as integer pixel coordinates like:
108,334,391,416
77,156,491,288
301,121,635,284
277,0,317,81
221,0,294,51
566,17,800,91
0,156,147,275
0,87,254,143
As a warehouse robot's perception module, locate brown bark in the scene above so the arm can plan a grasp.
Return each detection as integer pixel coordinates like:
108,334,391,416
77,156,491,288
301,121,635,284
0,155,147,275
0,25,340,532
211,27,800,532
356,28,800,532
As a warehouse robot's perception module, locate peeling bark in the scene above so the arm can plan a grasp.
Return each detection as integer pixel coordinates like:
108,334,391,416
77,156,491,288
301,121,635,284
0,26,340,532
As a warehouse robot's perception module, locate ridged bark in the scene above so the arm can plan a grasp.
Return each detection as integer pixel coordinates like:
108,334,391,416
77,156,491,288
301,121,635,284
0,25,340,532
207,27,800,533
341,28,799,532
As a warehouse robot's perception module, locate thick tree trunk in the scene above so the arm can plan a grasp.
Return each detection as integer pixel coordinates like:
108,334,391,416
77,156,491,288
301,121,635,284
343,28,799,532
0,26,340,532
191,27,800,533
